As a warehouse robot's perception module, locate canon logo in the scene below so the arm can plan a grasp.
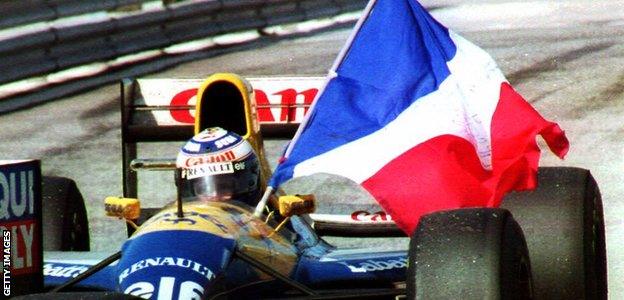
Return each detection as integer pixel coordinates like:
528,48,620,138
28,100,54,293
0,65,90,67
350,210,393,222
169,88,317,124
182,151,235,167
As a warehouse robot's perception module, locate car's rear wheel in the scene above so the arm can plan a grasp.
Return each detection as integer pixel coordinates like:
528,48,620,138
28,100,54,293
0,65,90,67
501,167,607,299
407,208,533,299
42,176,90,251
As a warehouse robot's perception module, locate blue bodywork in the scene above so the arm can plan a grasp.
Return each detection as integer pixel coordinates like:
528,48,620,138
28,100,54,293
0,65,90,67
43,206,408,298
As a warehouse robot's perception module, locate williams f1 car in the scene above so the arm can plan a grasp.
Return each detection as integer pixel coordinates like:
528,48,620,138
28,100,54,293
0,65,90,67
3,73,606,299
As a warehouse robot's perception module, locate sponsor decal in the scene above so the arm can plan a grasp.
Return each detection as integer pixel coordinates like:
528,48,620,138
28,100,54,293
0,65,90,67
351,210,393,222
124,276,204,300
43,263,88,278
181,150,236,167
338,257,408,273
116,229,235,300
168,87,318,124
119,257,212,300
0,161,42,295
135,77,324,126
254,88,317,122
0,170,34,221
233,162,246,171
118,256,214,284
170,88,199,124
184,162,234,179
0,168,39,276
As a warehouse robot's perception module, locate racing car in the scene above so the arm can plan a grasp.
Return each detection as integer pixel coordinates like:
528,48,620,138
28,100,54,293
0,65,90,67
4,73,606,299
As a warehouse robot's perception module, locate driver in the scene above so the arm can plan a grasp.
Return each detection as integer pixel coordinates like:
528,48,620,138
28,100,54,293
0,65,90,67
175,127,261,207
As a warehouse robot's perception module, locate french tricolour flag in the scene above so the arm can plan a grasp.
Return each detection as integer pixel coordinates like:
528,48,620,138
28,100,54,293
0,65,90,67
268,0,569,234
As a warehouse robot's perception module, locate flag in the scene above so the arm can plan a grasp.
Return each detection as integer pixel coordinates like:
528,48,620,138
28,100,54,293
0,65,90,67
268,0,569,234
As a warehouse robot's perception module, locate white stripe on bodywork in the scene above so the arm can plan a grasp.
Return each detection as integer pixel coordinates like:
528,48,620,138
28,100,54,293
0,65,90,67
44,251,119,266
310,213,395,225
292,32,505,183
319,248,406,262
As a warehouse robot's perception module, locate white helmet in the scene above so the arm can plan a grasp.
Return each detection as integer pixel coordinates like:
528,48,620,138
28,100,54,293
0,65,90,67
176,127,260,206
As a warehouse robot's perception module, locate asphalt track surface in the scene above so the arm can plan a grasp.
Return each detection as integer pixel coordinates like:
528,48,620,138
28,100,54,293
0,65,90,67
0,0,623,297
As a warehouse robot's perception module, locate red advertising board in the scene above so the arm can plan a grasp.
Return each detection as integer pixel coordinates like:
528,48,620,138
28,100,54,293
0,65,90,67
0,160,42,296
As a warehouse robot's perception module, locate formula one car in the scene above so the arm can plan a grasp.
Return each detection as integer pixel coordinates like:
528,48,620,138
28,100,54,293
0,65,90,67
5,73,606,299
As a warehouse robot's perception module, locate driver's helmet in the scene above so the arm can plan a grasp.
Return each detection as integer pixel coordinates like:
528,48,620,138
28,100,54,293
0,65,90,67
176,127,261,206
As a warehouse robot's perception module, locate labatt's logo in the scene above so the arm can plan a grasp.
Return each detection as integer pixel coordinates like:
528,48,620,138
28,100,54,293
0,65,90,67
43,263,88,278
339,257,408,273
0,170,37,274
170,88,318,124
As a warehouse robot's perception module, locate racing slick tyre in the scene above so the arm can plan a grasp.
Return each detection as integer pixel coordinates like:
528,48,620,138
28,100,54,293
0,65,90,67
501,167,607,299
406,208,533,300
42,176,90,251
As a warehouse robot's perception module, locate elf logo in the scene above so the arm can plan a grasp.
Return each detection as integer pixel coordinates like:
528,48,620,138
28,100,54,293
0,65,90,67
125,277,203,300
338,257,408,273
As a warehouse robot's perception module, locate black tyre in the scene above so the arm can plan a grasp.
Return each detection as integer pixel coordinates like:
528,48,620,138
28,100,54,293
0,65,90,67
407,208,533,299
42,176,90,251
501,167,607,299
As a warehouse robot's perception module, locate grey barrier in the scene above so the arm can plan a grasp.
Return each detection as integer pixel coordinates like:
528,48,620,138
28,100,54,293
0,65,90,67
0,0,367,109
0,0,368,113
0,0,147,30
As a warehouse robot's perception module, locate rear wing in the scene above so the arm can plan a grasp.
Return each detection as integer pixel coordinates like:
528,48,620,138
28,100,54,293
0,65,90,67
120,75,403,238
120,76,325,198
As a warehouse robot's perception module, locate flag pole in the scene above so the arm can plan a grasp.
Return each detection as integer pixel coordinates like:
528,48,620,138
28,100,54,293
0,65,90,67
284,0,378,159
254,186,273,216
253,0,378,218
